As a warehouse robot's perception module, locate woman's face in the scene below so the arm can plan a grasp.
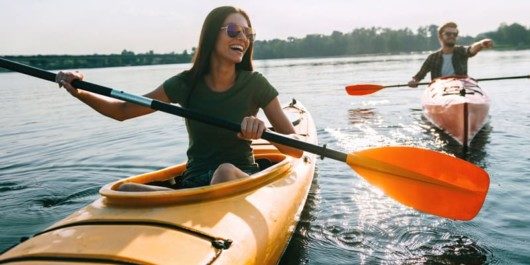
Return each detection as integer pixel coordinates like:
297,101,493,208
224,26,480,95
213,13,252,64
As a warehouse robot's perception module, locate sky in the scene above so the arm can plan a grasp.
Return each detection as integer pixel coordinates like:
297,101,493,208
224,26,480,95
0,0,529,55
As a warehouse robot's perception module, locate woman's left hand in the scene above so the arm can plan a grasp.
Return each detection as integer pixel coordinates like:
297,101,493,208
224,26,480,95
238,116,266,140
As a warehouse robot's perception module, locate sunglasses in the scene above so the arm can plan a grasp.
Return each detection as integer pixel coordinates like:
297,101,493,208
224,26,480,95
220,23,255,41
443,31,458,37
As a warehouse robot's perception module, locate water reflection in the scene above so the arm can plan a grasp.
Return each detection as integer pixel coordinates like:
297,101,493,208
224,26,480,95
255,57,408,70
420,115,492,167
347,108,376,125
455,124,491,167
280,171,321,265
309,104,494,264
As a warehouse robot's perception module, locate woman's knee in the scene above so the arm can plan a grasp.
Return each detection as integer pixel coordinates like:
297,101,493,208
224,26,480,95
211,163,247,184
215,163,238,175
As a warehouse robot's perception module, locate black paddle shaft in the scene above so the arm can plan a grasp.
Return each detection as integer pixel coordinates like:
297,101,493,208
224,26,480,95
384,74,530,88
0,57,348,162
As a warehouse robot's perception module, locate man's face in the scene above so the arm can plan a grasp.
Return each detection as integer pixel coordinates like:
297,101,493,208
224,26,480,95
440,27,458,47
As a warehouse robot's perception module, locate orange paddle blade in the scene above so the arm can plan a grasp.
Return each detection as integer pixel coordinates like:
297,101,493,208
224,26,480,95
347,146,489,220
345,84,384,95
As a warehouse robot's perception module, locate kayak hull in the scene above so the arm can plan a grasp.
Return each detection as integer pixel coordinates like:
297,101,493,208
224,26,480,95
421,77,490,146
0,100,317,265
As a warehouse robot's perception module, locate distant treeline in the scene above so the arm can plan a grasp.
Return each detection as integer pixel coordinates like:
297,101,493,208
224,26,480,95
1,50,193,72
253,23,530,59
254,25,468,59
1,23,528,72
479,23,530,49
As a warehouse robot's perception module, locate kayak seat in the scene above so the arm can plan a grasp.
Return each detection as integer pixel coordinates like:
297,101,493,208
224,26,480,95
145,179,179,189
256,158,274,170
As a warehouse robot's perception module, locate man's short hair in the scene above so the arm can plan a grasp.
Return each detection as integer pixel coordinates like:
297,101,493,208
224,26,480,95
438,22,458,37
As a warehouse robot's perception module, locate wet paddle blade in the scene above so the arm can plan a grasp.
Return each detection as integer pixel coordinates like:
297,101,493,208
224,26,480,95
345,84,384,95
347,146,489,220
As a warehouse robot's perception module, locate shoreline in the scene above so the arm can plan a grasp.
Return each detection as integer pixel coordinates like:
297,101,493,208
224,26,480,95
1,48,528,72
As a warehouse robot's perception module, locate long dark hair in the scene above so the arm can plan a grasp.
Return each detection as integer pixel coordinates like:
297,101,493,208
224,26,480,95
188,6,254,89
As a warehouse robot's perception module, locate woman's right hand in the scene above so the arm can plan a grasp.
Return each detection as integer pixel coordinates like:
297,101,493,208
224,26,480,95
56,71,84,97
238,116,266,140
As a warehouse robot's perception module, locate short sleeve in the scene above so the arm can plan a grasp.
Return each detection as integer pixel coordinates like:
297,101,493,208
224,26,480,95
163,71,191,105
251,72,279,108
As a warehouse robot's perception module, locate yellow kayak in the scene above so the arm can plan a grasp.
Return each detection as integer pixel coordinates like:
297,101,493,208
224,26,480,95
0,100,317,265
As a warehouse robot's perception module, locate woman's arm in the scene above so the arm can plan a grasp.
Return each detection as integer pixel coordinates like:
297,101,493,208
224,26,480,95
58,71,171,121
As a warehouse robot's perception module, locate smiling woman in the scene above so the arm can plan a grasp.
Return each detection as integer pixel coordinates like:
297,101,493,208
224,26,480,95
52,6,303,191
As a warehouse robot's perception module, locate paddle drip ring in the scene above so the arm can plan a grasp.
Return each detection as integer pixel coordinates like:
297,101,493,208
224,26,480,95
320,144,327,160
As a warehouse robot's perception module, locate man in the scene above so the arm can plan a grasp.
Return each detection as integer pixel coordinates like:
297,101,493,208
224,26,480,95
408,22,493,87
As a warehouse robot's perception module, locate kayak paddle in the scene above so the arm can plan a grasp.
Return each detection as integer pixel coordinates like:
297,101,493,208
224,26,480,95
345,74,530,96
0,57,489,221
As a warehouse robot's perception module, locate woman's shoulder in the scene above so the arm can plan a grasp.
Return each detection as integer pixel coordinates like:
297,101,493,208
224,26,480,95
163,70,193,104
164,70,193,91
238,70,278,107
167,70,192,85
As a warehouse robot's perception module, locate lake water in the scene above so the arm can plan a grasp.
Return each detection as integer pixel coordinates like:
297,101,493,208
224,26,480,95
1,50,529,264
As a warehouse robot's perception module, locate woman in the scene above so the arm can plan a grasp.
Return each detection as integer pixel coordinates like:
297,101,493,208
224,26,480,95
56,6,302,191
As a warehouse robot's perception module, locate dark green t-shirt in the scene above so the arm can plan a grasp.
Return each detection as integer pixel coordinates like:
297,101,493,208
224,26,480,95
163,70,278,176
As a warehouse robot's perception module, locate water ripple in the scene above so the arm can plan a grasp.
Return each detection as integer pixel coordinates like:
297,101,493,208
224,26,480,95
36,187,100,208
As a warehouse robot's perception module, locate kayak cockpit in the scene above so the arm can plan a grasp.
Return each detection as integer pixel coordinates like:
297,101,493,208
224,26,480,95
99,152,292,206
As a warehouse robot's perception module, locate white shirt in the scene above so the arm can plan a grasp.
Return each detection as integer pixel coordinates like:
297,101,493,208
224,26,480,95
441,53,455,77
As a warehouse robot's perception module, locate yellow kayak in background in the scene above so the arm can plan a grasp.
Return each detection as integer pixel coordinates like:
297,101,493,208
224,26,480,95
0,100,317,265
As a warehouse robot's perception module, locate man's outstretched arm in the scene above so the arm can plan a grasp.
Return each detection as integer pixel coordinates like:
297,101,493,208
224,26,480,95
469,39,494,56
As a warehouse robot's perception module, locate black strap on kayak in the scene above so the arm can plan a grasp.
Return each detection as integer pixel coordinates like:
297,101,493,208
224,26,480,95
1,219,232,265
0,255,140,265
320,144,327,160
34,219,233,249
441,87,484,97
442,89,483,96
